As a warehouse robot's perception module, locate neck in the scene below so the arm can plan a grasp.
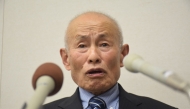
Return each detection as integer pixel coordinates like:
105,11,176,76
90,83,118,96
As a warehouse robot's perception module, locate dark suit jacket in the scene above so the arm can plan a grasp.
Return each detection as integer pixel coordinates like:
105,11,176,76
43,84,177,109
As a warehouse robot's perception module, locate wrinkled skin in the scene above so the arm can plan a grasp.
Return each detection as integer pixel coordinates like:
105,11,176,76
60,12,129,95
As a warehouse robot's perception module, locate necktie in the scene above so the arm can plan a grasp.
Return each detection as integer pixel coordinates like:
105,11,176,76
87,96,107,109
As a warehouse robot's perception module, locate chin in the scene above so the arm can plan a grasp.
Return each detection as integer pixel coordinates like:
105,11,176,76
85,82,114,95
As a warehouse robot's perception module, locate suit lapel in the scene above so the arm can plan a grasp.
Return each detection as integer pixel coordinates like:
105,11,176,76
118,84,142,109
57,84,142,109
58,88,83,109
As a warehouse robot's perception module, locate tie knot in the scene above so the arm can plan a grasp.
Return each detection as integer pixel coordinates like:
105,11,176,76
87,96,107,109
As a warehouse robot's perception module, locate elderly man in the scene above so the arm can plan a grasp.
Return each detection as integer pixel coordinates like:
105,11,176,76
44,11,177,109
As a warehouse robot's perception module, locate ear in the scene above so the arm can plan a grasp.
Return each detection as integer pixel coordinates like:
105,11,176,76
120,44,129,67
60,48,71,70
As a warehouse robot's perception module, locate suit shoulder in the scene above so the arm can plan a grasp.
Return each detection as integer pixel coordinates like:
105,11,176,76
118,84,177,109
129,93,178,109
43,97,69,109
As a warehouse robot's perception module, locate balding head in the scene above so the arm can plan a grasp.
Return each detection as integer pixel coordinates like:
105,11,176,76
64,11,123,50
60,11,129,95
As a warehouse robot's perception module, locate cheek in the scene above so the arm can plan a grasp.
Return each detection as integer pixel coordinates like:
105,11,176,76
68,52,88,83
69,56,84,85
104,51,121,79
69,52,86,70
106,51,121,69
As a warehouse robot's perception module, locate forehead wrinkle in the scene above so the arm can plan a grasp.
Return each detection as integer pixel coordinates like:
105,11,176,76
65,12,122,49
76,24,102,33
75,31,109,44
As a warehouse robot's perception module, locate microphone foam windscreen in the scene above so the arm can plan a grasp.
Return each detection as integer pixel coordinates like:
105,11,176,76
32,63,63,96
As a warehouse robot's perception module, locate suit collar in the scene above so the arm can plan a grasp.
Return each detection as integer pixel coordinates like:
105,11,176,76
118,84,142,109
57,84,142,109
58,88,83,109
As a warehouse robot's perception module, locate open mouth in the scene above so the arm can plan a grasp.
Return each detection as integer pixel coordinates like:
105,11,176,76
86,68,106,77
88,70,103,74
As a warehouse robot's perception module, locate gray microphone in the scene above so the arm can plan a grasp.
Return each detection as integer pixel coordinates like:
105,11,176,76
23,63,64,109
123,54,190,99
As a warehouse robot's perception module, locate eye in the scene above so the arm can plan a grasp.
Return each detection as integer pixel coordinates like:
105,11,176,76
100,43,109,47
78,44,86,48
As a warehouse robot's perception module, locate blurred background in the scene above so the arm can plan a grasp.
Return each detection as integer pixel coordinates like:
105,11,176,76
0,0,190,109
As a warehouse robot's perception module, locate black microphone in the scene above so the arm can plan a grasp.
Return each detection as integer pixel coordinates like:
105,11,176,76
23,63,63,109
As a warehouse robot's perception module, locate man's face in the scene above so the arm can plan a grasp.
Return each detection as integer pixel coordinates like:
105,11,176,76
61,13,128,95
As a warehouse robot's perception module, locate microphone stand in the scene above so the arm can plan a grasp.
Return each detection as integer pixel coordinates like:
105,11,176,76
21,102,43,109
21,76,55,109
184,84,190,101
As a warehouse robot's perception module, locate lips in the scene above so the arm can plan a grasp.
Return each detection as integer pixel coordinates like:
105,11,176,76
86,68,106,77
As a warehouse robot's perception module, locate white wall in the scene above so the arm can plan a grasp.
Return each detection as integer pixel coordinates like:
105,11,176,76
1,0,190,109
0,0,4,108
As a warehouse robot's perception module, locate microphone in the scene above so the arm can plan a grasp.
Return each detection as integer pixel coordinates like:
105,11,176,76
23,63,63,109
123,54,190,98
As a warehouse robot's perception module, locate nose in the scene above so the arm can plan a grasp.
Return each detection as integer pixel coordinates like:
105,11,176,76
88,47,101,64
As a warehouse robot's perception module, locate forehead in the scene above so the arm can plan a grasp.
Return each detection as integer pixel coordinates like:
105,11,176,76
66,13,118,37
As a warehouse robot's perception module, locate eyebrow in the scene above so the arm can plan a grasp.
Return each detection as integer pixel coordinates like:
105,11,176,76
75,35,89,41
98,32,109,39
99,33,106,38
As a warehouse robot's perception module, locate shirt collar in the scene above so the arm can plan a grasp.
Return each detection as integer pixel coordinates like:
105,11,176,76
79,83,119,108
